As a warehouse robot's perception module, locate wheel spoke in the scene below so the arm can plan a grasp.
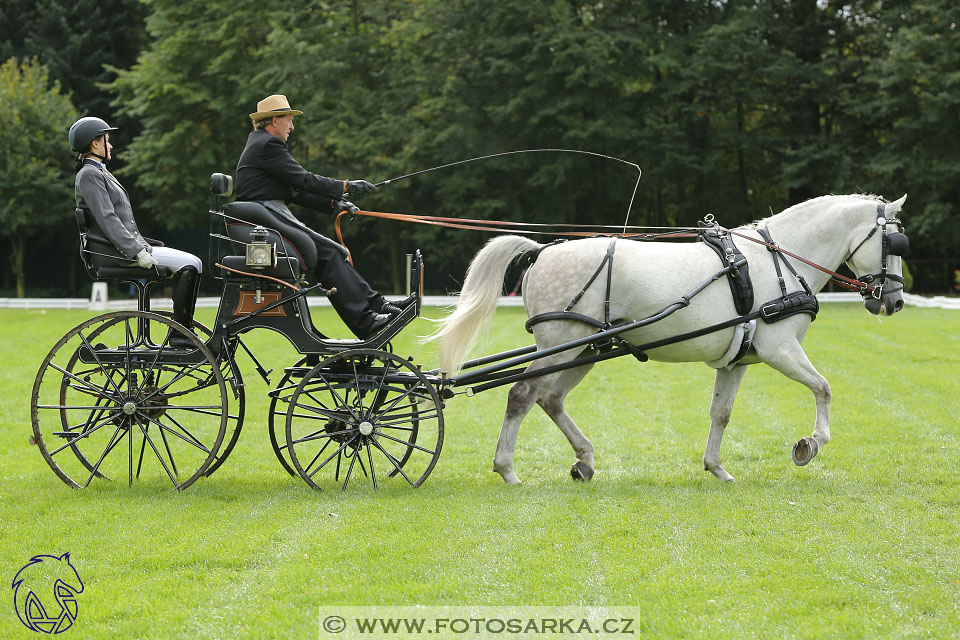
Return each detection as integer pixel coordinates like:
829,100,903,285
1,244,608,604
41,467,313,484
158,422,179,476
365,439,378,489
290,426,355,446
307,436,357,479
341,444,361,491
136,425,148,478
145,360,211,400
306,372,359,422
75,328,124,398
289,400,354,422
38,404,124,411
375,431,437,455
47,362,117,400
141,413,212,454
128,408,134,487
372,382,425,420
135,418,180,489
301,438,333,476
82,425,125,488
377,410,440,428
370,438,415,485
47,412,116,456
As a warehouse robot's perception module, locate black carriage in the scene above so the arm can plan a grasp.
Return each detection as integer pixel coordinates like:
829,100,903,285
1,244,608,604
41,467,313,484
30,174,443,491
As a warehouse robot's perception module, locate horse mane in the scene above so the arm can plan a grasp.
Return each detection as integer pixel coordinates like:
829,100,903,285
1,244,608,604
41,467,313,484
744,193,886,230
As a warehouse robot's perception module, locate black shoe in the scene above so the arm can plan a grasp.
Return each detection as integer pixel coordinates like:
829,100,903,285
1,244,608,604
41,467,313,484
383,293,416,312
361,313,393,339
381,303,402,315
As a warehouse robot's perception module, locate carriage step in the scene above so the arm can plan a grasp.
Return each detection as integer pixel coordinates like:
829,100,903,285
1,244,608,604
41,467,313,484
53,431,82,440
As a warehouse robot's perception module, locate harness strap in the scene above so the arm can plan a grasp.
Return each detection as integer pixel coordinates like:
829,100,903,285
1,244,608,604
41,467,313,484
756,227,812,295
524,311,606,333
699,225,754,315
564,238,616,315
526,239,618,333
757,227,787,296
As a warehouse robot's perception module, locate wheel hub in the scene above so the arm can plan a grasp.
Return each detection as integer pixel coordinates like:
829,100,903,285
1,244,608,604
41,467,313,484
139,386,168,419
324,410,354,445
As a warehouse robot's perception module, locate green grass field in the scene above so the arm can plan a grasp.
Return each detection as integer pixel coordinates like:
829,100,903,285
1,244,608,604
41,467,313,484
1,304,958,639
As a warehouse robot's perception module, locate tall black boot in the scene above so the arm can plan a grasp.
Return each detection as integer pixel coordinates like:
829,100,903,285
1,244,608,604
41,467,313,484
170,267,200,348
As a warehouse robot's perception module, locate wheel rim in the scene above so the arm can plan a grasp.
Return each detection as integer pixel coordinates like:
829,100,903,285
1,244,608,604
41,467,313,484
31,311,229,490
285,349,443,491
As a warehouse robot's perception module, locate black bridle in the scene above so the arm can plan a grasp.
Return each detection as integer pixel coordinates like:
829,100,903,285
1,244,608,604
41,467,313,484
847,204,909,300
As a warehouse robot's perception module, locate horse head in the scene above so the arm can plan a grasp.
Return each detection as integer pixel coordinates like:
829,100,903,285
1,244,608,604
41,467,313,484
845,194,908,316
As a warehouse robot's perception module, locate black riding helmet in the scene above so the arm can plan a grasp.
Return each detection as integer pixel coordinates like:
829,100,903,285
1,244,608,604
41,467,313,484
69,117,117,153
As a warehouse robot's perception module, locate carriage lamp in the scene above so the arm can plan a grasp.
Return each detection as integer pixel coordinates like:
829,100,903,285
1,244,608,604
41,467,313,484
246,226,277,269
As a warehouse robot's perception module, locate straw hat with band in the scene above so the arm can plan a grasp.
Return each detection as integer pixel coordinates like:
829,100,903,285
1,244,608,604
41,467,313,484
250,95,303,122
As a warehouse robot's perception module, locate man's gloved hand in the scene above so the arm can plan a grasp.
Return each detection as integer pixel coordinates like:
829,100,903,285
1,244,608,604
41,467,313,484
334,200,360,218
346,180,378,198
135,248,159,269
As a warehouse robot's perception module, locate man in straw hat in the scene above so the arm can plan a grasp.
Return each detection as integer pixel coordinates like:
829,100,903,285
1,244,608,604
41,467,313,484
236,94,414,339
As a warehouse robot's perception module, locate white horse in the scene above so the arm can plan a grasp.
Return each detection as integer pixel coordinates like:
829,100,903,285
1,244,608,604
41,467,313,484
435,194,907,484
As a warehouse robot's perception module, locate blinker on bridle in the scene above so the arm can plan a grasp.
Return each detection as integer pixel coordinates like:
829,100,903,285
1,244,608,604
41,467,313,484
847,203,909,300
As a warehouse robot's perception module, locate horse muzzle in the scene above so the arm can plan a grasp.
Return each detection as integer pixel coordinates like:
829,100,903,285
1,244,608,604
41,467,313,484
863,289,904,316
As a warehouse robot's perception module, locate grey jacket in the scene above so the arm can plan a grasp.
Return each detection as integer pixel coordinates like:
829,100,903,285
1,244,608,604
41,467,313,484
75,160,149,260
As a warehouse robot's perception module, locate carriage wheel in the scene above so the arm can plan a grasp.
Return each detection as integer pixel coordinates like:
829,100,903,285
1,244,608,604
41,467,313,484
52,312,242,480
268,356,307,477
31,311,229,490
285,349,444,491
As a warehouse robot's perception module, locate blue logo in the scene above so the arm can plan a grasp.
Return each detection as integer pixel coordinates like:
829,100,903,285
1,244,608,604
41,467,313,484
11,553,84,634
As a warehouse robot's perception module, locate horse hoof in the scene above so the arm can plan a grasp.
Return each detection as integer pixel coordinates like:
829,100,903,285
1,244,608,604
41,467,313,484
792,437,820,466
570,461,594,482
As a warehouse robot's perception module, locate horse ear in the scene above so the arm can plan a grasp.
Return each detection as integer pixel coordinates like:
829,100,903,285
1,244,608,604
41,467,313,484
885,194,907,217
59,552,71,562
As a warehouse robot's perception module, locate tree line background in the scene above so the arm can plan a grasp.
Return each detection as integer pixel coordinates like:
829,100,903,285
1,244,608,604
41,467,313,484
2,0,958,297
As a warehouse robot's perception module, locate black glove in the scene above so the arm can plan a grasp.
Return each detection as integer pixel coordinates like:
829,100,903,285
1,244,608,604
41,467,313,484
346,179,378,198
334,200,359,218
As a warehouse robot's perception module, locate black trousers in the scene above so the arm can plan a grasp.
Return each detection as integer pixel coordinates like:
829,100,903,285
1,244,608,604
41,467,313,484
314,242,385,338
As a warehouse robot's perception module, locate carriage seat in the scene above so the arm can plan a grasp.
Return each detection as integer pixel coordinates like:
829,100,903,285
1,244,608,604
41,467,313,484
75,208,172,282
222,201,350,278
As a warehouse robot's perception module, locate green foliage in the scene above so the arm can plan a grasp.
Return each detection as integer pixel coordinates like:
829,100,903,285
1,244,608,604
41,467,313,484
3,0,958,294
108,0,289,228
0,58,77,296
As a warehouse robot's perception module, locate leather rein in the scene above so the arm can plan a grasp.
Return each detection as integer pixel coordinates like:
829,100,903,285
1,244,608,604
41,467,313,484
335,205,905,298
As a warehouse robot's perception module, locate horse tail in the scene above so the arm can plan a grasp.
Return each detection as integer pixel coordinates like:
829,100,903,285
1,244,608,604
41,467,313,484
434,235,543,374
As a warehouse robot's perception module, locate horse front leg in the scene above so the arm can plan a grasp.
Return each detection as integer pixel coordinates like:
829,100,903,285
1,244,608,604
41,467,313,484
704,365,748,482
761,342,831,466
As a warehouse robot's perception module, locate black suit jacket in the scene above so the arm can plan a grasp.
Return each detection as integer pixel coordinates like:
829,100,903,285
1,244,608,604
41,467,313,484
236,129,346,213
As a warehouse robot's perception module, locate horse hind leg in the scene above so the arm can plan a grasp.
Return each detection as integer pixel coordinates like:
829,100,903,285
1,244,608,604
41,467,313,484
704,365,748,482
493,352,584,485
535,355,597,482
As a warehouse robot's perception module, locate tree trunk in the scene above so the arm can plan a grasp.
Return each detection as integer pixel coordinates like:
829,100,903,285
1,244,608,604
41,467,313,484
11,236,26,298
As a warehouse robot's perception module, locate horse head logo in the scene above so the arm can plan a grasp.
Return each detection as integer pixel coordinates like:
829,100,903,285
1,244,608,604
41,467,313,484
11,552,84,634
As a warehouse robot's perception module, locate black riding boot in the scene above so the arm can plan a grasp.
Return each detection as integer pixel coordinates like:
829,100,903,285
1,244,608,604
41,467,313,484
169,267,200,348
